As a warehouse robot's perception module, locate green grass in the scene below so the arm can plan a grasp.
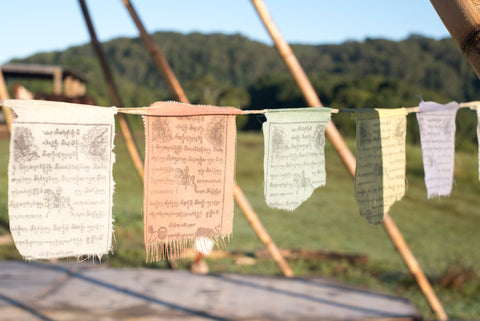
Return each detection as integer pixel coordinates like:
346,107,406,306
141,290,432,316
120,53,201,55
0,130,479,319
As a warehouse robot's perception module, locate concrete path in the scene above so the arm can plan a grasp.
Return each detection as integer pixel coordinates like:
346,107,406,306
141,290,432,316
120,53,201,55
0,261,420,321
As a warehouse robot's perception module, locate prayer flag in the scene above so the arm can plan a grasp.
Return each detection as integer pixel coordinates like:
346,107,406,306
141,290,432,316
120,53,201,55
6,99,116,259
416,101,459,198
143,101,241,261
354,108,407,224
262,107,331,211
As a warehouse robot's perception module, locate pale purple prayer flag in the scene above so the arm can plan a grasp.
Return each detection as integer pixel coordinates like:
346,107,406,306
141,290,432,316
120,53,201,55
416,101,459,198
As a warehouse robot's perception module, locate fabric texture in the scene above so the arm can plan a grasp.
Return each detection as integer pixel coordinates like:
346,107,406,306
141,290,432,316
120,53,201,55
262,107,331,211
354,108,407,225
143,101,241,261
416,101,459,198
6,99,116,259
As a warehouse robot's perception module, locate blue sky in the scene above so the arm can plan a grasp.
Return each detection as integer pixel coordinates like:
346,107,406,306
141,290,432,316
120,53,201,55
0,0,450,64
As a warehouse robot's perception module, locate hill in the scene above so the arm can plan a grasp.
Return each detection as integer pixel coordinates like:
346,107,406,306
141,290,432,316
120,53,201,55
9,32,479,104
7,32,480,145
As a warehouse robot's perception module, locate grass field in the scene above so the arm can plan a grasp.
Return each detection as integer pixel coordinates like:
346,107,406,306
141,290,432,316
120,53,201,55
0,123,479,320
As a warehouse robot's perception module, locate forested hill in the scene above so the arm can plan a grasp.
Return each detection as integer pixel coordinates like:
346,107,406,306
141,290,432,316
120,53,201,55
9,32,480,140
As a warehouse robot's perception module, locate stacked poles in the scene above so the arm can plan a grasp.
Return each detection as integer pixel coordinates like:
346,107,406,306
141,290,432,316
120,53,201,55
250,0,448,320
120,0,294,278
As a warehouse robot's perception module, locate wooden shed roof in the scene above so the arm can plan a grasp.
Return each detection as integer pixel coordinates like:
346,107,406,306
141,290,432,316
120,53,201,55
0,63,86,83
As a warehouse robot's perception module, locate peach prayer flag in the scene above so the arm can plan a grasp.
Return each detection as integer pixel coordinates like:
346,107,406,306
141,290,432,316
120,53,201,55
143,101,241,261
5,99,116,260
354,108,407,225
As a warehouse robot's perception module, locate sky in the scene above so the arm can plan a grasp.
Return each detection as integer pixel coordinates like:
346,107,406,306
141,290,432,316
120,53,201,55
0,0,451,64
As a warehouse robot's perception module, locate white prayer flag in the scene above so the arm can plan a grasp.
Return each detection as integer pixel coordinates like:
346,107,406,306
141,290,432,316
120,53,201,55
6,99,116,260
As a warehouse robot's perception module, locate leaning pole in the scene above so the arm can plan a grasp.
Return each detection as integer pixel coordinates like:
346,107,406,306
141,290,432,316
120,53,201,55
251,0,448,319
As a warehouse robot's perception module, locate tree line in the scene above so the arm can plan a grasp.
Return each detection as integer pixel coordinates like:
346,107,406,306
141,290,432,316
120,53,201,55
8,32,480,149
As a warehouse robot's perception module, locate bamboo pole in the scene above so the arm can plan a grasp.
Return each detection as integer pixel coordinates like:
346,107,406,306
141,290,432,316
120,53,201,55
121,0,294,278
430,0,480,79
383,215,447,319
53,67,63,96
250,0,356,174
233,184,294,276
0,70,14,131
251,0,447,319
0,71,12,246
78,0,181,269
121,0,188,103
78,0,144,179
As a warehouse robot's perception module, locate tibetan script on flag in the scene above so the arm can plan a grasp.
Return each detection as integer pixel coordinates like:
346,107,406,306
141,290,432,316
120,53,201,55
416,101,459,198
354,108,407,224
6,99,116,259
143,101,241,261
263,108,331,211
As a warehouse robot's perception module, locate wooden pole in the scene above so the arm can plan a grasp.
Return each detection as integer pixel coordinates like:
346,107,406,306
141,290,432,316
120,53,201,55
121,0,294,278
0,70,14,131
121,0,188,103
383,215,447,320
233,185,294,276
13,84,34,100
250,0,356,174
251,0,447,319
79,0,180,269
430,0,480,79
78,0,145,179
0,70,13,248
53,67,63,95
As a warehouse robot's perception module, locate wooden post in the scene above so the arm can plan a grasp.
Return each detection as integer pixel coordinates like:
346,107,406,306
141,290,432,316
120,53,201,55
233,185,294,277
251,0,447,319
78,0,145,180
250,0,356,174
121,0,188,103
53,67,63,95
64,76,74,97
251,0,355,175
0,73,14,249
77,80,86,96
121,0,294,278
0,235,12,246
13,84,34,100
383,215,448,320
430,0,480,78
0,69,14,131
64,76,85,98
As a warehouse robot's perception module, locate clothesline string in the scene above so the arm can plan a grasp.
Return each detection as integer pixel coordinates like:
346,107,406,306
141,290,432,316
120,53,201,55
1,99,480,115
117,101,480,115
